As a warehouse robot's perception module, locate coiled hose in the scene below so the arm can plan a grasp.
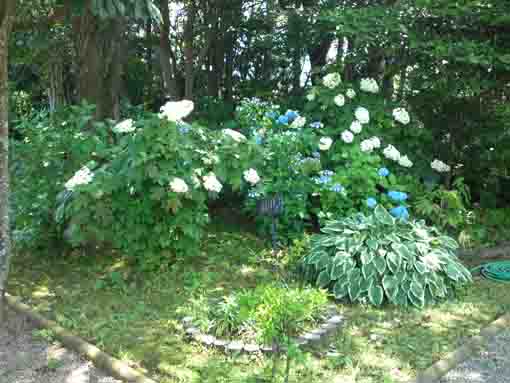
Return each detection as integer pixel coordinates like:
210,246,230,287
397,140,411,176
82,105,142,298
471,261,510,283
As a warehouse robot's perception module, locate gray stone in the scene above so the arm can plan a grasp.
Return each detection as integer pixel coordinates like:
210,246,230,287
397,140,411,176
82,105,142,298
244,344,260,353
197,334,216,346
327,315,344,325
185,327,200,337
302,333,321,343
261,345,274,353
310,328,328,337
226,341,244,352
213,339,228,348
181,316,194,326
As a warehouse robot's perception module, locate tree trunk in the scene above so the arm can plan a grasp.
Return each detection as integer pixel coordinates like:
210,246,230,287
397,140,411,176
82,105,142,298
183,6,196,100
0,0,15,322
159,0,180,100
48,56,67,112
74,3,125,120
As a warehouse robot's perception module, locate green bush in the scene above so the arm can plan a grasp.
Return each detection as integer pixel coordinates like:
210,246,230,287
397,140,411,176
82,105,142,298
300,206,472,308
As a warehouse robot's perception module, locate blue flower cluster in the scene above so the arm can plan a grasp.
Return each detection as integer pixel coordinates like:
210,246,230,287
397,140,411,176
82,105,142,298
366,197,377,208
178,123,190,134
310,121,323,130
378,167,390,177
330,183,343,193
254,134,264,145
387,190,408,202
274,109,300,125
313,170,334,185
390,205,409,220
311,151,321,159
248,190,263,199
265,111,278,120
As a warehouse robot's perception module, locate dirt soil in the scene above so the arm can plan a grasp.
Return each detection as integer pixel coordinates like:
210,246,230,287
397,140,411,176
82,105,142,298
0,309,122,383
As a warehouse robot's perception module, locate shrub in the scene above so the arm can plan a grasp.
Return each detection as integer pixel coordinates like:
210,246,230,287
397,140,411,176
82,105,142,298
300,206,472,308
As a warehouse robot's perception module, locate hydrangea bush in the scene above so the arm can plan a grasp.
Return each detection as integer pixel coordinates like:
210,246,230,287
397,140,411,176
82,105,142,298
301,206,472,307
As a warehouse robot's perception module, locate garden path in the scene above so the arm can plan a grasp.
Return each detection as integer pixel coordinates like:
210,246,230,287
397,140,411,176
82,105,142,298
440,329,510,383
0,309,121,383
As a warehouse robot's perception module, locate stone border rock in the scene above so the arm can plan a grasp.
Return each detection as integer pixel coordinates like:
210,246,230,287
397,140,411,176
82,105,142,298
5,294,157,383
180,305,344,354
411,313,510,383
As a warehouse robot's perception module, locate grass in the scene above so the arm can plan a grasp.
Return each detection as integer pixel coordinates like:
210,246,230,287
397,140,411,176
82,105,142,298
7,218,510,383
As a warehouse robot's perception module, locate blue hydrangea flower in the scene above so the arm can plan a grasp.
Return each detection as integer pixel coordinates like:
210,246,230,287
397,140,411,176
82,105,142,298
248,190,262,199
390,205,409,220
387,190,408,202
310,121,323,130
277,115,289,125
330,183,343,193
265,111,278,119
378,167,390,177
320,170,334,177
311,151,321,159
254,134,264,145
285,110,299,121
366,197,377,208
178,124,190,134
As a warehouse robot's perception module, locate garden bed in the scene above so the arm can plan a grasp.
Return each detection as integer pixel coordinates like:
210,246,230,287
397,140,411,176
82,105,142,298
7,225,510,383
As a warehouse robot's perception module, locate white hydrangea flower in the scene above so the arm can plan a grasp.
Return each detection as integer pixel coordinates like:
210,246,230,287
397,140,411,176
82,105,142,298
360,139,374,152
421,253,443,271
65,166,94,190
360,78,380,93
318,137,333,151
393,107,411,125
113,119,135,133
290,116,307,129
169,177,189,193
222,128,247,142
334,94,346,107
322,73,342,89
346,88,356,99
350,120,363,134
431,159,451,173
355,107,370,124
383,144,401,161
398,155,413,168
341,130,354,143
306,92,316,102
159,100,194,121
369,136,381,149
203,173,223,193
243,168,261,185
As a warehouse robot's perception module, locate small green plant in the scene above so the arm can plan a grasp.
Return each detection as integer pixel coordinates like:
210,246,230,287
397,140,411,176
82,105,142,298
301,206,472,308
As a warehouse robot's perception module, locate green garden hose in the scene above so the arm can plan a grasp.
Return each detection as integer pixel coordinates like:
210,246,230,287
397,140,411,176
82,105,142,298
471,261,510,283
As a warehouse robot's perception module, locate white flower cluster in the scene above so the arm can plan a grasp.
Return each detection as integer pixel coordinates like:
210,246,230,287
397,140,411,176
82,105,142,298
203,173,223,192
346,88,356,99
350,120,362,134
290,116,307,129
421,253,443,271
243,168,260,185
392,107,410,125
322,73,342,89
334,94,346,107
398,155,413,168
360,137,381,152
159,100,194,122
318,137,333,151
355,107,370,124
113,119,135,133
170,177,189,193
360,78,380,93
65,166,94,190
222,129,247,142
431,159,451,173
341,130,354,143
383,144,401,161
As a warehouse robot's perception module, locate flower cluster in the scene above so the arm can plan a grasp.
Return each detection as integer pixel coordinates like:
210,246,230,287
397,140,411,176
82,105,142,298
319,137,333,151
383,144,401,161
360,78,380,93
355,107,370,124
346,88,356,99
203,173,222,193
334,94,346,107
349,120,362,134
398,155,413,168
243,169,261,185
378,168,390,177
159,100,194,122
387,190,408,202
421,253,443,271
65,166,94,190
366,197,377,208
393,108,410,125
390,205,409,220
223,129,247,142
431,159,451,173
113,119,135,133
341,130,354,143
322,73,342,89
170,177,189,193
360,137,381,152
290,116,307,129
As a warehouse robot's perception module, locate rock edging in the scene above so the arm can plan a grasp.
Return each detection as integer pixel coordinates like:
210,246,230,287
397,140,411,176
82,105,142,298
181,305,344,353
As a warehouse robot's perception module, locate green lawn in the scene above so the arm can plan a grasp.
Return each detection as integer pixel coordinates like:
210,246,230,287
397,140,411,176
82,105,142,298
7,221,510,383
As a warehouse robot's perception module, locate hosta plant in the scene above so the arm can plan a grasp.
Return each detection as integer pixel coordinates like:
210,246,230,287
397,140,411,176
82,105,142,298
300,206,472,308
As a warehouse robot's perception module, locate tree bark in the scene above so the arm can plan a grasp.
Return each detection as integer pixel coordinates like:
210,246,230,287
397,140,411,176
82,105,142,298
48,55,67,112
0,0,15,322
183,5,196,100
159,0,181,100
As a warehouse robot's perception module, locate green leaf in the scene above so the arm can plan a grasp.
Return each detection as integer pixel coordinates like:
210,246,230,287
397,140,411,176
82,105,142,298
374,205,395,225
366,238,378,251
410,280,425,300
387,252,402,273
373,256,387,275
362,262,377,280
382,275,399,301
360,250,375,265
333,280,349,299
368,284,384,306
348,276,362,302
414,261,427,274
317,270,331,288
360,276,374,293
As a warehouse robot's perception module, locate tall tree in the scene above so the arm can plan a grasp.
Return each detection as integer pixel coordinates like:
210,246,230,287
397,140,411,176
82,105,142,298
0,0,16,322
